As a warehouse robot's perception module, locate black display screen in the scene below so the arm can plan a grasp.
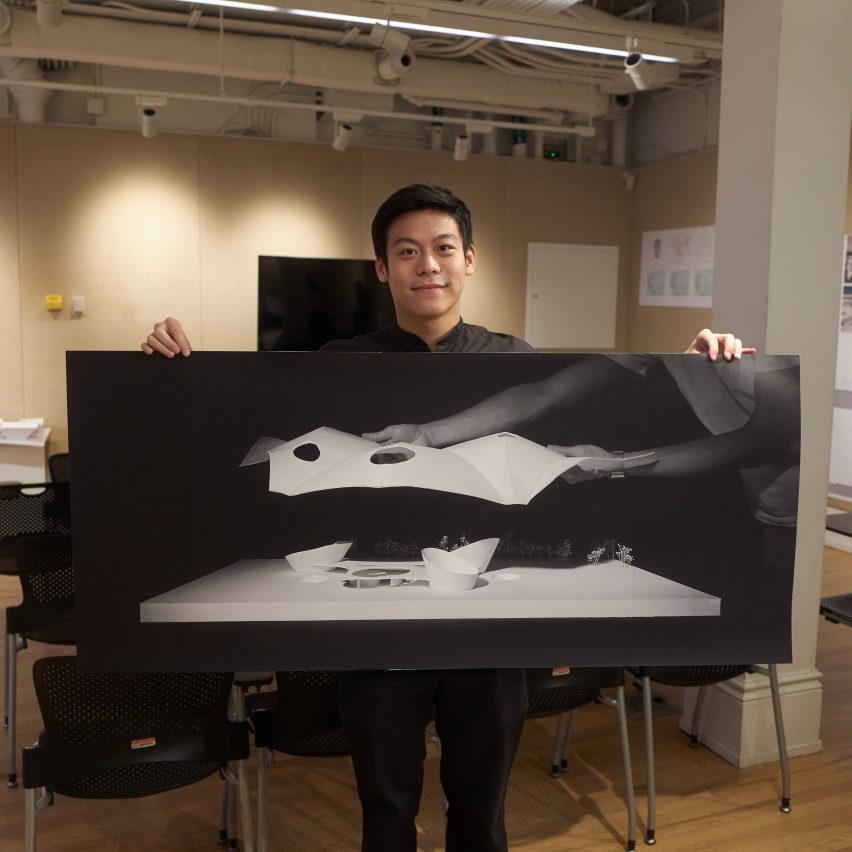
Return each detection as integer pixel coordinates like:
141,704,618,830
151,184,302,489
258,256,395,351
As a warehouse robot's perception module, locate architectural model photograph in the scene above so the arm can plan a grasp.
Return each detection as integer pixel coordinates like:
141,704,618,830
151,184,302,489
68,349,800,671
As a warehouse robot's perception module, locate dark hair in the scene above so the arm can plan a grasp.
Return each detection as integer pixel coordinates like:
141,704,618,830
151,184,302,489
371,184,473,263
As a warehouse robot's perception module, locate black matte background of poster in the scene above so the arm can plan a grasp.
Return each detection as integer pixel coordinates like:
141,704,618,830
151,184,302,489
67,352,794,672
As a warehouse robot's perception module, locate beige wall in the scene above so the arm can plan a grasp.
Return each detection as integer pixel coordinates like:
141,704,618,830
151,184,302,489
0,125,23,420
14,126,202,453
8,123,838,452
1,124,645,450
626,147,719,352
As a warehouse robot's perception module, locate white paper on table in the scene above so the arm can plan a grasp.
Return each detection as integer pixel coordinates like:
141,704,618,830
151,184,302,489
0,419,47,445
241,426,592,505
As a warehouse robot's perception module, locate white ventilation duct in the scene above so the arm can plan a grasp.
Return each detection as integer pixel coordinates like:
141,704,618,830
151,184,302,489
0,56,51,122
0,8,611,118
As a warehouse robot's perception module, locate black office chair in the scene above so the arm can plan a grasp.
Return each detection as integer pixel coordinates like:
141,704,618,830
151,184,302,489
5,534,75,788
819,593,852,627
249,670,351,852
22,656,252,852
0,483,71,575
525,667,637,852
47,453,71,484
219,671,274,852
627,664,790,846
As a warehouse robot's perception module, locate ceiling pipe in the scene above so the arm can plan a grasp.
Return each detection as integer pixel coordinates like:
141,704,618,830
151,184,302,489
0,74,598,138
65,2,375,48
401,94,564,124
0,56,51,121
0,7,611,117
611,114,627,167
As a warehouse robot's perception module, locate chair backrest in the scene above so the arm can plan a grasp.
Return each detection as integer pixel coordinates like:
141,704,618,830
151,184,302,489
0,483,71,544
632,665,752,687
14,534,74,607
48,453,71,484
252,670,350,756
24,657,244,796
525,667,625,717
6,534,75,638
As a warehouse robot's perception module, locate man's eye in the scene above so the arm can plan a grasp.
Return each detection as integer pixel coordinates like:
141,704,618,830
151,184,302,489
439,244,455,252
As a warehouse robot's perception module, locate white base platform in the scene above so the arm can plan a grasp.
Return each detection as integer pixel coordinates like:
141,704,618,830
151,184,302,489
140,557,721,623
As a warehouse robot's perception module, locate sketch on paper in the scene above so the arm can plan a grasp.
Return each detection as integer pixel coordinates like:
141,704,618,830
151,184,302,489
639,226,715,308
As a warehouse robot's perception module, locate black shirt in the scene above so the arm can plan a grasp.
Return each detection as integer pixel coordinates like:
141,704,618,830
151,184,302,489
321,318,535,353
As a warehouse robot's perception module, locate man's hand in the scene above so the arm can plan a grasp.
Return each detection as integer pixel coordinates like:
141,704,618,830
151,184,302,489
362,424,433,446
141,317,192,358
684,328,756,362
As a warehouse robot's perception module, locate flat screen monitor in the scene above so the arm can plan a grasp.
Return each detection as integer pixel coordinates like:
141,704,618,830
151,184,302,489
258,256,395,351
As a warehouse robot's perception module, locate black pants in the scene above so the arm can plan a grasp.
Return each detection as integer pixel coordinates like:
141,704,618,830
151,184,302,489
339,668,528,852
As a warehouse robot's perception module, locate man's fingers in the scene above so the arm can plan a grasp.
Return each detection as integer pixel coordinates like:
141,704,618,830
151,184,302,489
166,318,192,357
699,328,719,359
144,334,177,357
143,317,192,357
688,329,756,361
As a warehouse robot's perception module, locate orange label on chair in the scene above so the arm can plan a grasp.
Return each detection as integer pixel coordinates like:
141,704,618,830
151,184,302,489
551,666,571,676
130,737,157,750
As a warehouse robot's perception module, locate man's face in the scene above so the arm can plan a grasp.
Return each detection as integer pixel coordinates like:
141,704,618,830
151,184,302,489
375,209,476,330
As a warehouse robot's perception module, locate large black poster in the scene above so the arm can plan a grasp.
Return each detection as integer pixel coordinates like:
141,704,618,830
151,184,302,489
67,352,799,671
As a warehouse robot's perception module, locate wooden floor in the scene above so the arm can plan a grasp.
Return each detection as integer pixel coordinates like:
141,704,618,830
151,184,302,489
2,546,851,851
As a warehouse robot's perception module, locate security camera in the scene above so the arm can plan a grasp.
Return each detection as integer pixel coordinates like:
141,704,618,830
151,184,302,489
624,52,652,91
369,23,410,56
376,50,416,81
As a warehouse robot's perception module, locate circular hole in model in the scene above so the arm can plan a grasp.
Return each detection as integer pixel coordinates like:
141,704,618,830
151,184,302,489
369,447,415,465
293,442,320,461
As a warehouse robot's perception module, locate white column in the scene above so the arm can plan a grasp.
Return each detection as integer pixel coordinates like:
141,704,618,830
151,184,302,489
698,0,852,765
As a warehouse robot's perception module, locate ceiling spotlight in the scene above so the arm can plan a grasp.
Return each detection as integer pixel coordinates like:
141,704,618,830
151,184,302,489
140,108,157,139
332,123,353,152
453,133,470,162
624,52,652,91
36,0,62,27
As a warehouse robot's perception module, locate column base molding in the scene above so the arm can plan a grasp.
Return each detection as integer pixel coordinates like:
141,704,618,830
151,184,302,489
678,666,823,768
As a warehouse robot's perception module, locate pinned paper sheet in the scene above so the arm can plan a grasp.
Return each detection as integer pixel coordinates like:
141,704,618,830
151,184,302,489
241,426,590,505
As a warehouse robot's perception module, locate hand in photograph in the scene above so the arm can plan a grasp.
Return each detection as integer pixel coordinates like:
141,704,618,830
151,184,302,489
547,444,658,483
362,328,753,449
362,423,434,445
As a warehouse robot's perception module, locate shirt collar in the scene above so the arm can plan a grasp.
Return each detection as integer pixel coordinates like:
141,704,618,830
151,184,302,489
389,318,465,352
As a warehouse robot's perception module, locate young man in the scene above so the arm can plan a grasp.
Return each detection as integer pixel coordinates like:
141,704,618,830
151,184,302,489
142,184,748,852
